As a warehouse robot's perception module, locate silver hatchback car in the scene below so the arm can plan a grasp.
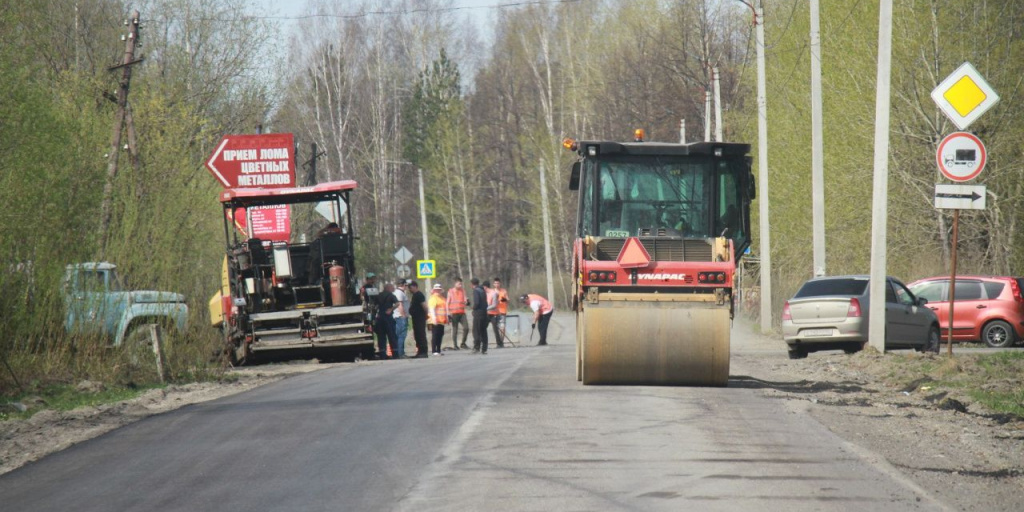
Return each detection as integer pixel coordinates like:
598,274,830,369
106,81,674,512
782,275,940,359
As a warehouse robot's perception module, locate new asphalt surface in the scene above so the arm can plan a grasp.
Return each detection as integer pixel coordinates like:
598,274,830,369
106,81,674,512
0,315,949,511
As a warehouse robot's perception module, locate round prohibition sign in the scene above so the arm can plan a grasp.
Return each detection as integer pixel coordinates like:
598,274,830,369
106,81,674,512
936,132,986,182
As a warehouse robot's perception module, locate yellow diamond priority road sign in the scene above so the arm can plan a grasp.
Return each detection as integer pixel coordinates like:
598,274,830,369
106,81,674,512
931,62,999,130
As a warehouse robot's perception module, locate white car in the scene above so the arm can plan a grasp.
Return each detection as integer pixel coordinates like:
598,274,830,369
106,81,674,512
782,275,940,359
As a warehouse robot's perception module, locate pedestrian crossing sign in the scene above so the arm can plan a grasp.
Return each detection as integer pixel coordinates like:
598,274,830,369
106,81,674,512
416,260,436,279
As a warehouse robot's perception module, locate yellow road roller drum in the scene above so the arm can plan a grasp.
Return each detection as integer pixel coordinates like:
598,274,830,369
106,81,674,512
578,292,731,386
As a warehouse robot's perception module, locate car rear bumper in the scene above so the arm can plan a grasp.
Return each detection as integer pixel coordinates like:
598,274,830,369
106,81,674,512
784,334,866,347
783,319,865,345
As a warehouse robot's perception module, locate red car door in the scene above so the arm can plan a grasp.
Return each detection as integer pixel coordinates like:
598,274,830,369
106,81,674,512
949,280,985,340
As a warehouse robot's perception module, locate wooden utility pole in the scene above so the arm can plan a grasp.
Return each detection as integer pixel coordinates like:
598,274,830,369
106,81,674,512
99,10,142,254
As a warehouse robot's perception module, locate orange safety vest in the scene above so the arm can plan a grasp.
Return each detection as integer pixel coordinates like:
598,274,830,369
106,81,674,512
487,288,499,316
428,293,448,325
447,287,466,315
527,294,554,315
495,288,509,315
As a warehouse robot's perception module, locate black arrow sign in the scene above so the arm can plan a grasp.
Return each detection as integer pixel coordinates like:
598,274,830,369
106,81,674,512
936,191,982,201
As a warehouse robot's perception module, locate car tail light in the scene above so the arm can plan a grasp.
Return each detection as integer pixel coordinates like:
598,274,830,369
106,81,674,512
1010,279,1023,302
847,297,862,318
782,301,792,321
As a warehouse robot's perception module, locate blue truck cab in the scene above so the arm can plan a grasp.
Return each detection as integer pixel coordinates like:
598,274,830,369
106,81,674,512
63,262,188,346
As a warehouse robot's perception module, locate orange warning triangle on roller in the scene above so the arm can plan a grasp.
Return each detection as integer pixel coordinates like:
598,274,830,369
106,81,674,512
616,237,652,268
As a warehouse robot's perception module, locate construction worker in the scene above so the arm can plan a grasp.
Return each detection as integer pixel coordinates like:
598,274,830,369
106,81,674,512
489,277,509,348
520,293,554,346
393,280,410,358
427,283,448,356
374,283,399,358
359,272,379,325
408,281,428,358
471,278,489,354
446,278,470,350
316,221,343,238
359,272,378,304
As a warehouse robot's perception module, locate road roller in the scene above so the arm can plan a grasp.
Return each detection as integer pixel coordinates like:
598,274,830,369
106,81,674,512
565,131,754,386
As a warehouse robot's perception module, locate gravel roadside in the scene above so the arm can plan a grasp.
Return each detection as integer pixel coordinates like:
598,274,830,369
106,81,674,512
731,320,1024,512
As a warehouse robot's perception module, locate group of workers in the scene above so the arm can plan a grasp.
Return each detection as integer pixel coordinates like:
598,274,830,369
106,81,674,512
361,273,554,359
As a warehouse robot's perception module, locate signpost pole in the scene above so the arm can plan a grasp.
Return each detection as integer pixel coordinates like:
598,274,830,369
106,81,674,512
947,209,959,356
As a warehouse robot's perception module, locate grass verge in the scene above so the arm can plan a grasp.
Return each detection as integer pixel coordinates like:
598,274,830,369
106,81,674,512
0,383,164,421
874,350,1024,419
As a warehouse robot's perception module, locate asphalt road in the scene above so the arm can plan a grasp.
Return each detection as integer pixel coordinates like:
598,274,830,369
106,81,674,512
0,315,949,511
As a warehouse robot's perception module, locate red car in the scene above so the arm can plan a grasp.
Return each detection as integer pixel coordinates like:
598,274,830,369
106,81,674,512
907,276,1024,348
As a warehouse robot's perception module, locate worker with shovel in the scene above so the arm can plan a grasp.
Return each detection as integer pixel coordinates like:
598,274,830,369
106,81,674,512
520,293,554,346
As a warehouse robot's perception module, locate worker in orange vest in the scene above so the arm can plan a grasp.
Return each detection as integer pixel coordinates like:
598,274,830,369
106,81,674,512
489,277,510,347
428,283,448,356
520,293,554,346
446,278,470,350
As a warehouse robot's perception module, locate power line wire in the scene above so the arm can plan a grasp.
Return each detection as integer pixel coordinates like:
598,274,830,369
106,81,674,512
149,0,590,23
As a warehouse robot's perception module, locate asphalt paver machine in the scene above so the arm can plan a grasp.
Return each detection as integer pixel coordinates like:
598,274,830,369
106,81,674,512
210,181,374,364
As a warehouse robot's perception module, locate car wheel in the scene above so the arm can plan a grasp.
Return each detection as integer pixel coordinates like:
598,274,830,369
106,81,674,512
787,346,808,359
925,325,941,353
982,320,1015,348
124,323,158,368
842,343,863,355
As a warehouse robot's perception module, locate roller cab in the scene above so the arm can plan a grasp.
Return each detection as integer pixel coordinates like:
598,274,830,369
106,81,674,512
566,136,754,386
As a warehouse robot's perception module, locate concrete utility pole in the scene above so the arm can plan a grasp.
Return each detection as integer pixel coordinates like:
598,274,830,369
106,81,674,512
713,66,723,142
810,0,826,277
704,89,712,142
539,159,555,302
417,167,432,291
868,0,894,352
752,0,773,332
99,10,142,254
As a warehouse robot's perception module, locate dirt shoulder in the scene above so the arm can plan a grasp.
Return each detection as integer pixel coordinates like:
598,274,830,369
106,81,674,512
0,360,342,476
732,320,1024,512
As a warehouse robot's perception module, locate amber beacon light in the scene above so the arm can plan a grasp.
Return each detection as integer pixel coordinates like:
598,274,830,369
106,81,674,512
633,129,645,142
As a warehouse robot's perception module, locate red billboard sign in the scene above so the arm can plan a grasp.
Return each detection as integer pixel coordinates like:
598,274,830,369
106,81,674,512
205,133,296,189
227,205,291,242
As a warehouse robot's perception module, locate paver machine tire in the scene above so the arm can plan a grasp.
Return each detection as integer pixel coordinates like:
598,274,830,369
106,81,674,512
580,298,730,387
